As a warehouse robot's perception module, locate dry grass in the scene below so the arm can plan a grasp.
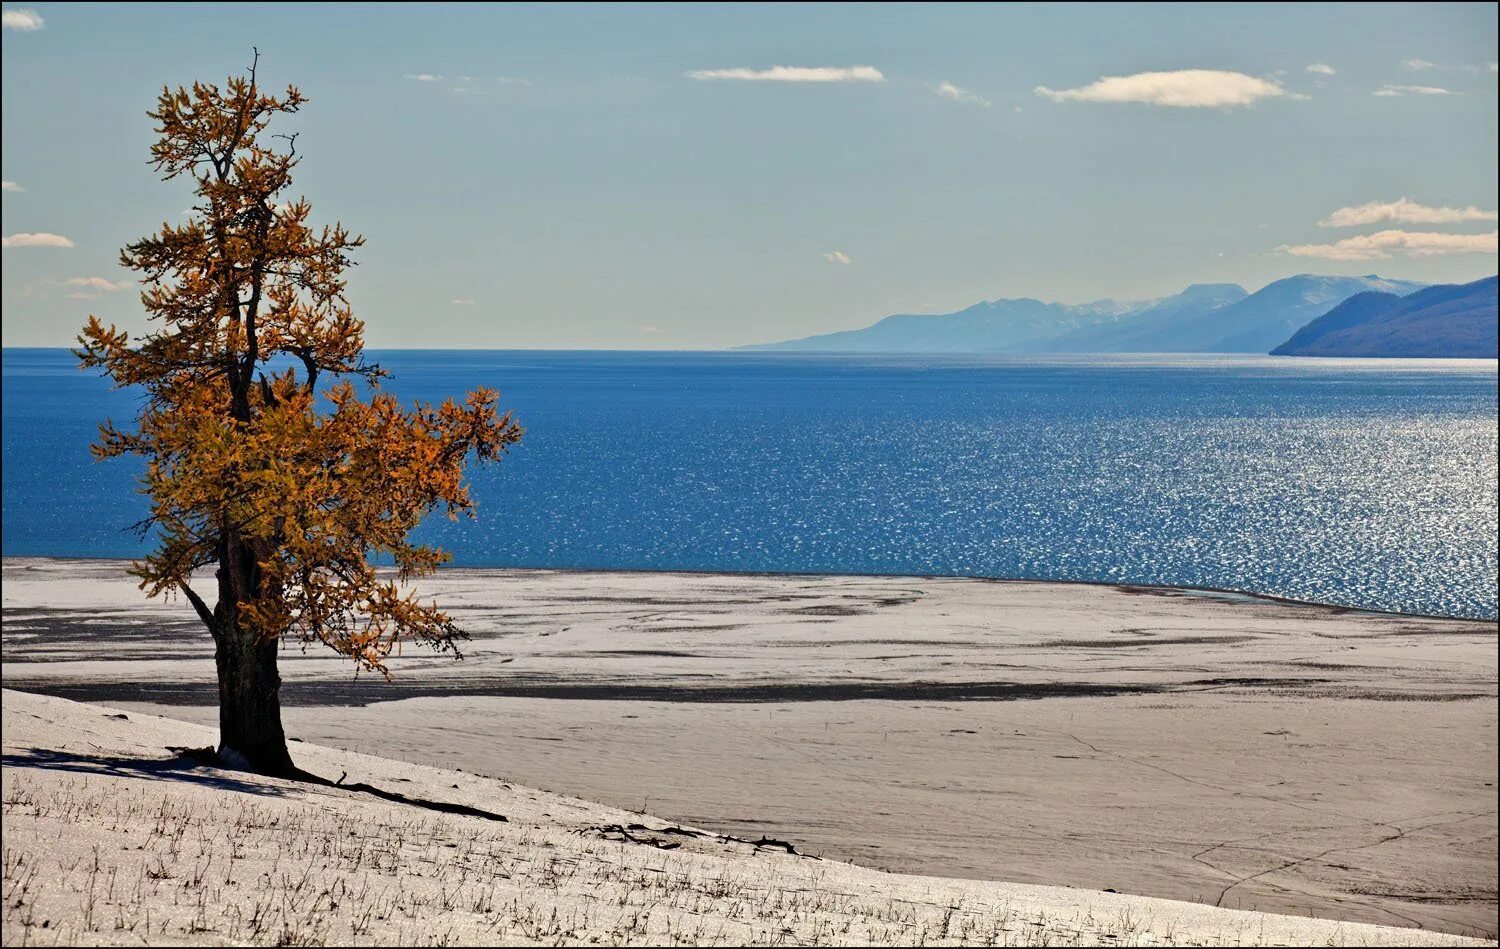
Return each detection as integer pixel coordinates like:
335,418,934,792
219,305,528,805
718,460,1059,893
1,691,1491,947
0,772,1160,946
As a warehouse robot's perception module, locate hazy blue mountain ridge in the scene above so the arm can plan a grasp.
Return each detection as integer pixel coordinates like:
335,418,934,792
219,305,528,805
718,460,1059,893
745,274,1432,354
1196,275,1426,353
1037,283,1247,353
1271,275,1498,357
742,294,1166,353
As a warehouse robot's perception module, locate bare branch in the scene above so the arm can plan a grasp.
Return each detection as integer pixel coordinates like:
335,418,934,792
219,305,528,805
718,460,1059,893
180,581,217,635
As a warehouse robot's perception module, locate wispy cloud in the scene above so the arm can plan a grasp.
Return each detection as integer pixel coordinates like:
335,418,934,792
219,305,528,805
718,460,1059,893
934,81,989,107
822,251,852,265
1490,62,1498,74
450,298,476,306
1277,229,1498,260
1035,70,1293,108
2,180,23,192
63,277,132,298
1374,84,1453,97
1401,58,1437,71
686,65,885,83
1,8,43,30
639,324,663,334
2,232,74,248
1319,198,1497,227
412,74,529,93
1306,63,1336,76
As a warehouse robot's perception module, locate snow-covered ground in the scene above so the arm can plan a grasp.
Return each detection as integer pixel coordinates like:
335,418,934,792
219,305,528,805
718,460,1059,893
3,689,1492,947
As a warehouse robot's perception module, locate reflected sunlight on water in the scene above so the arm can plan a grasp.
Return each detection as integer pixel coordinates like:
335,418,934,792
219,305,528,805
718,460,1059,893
3,351,1495,618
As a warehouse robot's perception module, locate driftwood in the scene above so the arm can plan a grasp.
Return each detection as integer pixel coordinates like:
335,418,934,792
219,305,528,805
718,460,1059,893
589,821,806,856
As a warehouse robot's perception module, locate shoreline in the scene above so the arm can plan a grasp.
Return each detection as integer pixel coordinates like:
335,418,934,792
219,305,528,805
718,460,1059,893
6,553,1494,623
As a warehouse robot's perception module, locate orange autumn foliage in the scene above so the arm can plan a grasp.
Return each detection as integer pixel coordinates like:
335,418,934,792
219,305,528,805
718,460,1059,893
76,53,522,683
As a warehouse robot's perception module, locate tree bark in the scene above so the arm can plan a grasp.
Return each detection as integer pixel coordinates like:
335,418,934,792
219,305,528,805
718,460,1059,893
214,623,295,775
212,531,295,776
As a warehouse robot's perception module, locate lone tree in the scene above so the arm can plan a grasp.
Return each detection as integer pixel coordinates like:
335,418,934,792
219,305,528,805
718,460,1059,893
76,53,522,776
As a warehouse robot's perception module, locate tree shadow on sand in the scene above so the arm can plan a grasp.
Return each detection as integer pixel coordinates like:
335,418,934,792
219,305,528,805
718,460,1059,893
1,745,302,799
3,743,512,822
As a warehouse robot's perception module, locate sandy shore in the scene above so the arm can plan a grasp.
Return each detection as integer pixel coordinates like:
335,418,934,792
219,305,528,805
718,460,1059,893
3,689,1493,947
3,556,1496,939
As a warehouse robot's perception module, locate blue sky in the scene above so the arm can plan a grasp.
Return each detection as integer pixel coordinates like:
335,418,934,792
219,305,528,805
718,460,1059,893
2,2,1496,348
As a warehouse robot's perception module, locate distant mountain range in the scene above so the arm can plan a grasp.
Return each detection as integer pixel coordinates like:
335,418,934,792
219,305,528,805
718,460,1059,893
1271,276,1497,358
1034,283,1248,353
737,294,1161,354
1097,274,1427,354
742,274,1438,354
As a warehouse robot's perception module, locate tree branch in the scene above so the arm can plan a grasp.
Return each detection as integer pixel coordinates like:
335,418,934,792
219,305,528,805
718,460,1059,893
180,581,217,635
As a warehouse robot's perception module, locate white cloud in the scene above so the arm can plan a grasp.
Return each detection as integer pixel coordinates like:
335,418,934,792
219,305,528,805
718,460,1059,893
638,324,663,334
1490,62,1498,74
1034,69,1292,108
686,65,885,83
2,180,22,192
63,277,131,294
2,232,74,248
60,276,131,299
496,76,532,86
1306,63,1336,76
404,73,442,82
450,298,476,306
1319,198,1498,227
1401,58,1437,71
1277,229,1498,260
934,81,989,107
2,8,43,30
822,251,852,265
1374,84,1453,97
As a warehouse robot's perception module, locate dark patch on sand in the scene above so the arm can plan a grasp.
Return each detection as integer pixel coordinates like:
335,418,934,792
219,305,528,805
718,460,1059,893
1032,635,1259,649
572,649,705,659
764,638,985,649
785,605,868,617
10,678,1173,708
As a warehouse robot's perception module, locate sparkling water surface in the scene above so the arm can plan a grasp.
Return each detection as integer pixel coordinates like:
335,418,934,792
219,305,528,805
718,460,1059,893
3,349,1495,618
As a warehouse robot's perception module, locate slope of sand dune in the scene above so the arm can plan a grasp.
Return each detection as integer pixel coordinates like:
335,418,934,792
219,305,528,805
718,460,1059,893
2,689,1492,947
3,557,1497,939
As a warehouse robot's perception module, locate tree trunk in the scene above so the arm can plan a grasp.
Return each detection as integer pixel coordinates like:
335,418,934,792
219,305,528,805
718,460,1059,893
212,531,296,776
214,622,295,775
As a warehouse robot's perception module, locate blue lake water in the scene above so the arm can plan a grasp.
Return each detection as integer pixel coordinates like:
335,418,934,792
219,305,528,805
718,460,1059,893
2,349,1496,618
